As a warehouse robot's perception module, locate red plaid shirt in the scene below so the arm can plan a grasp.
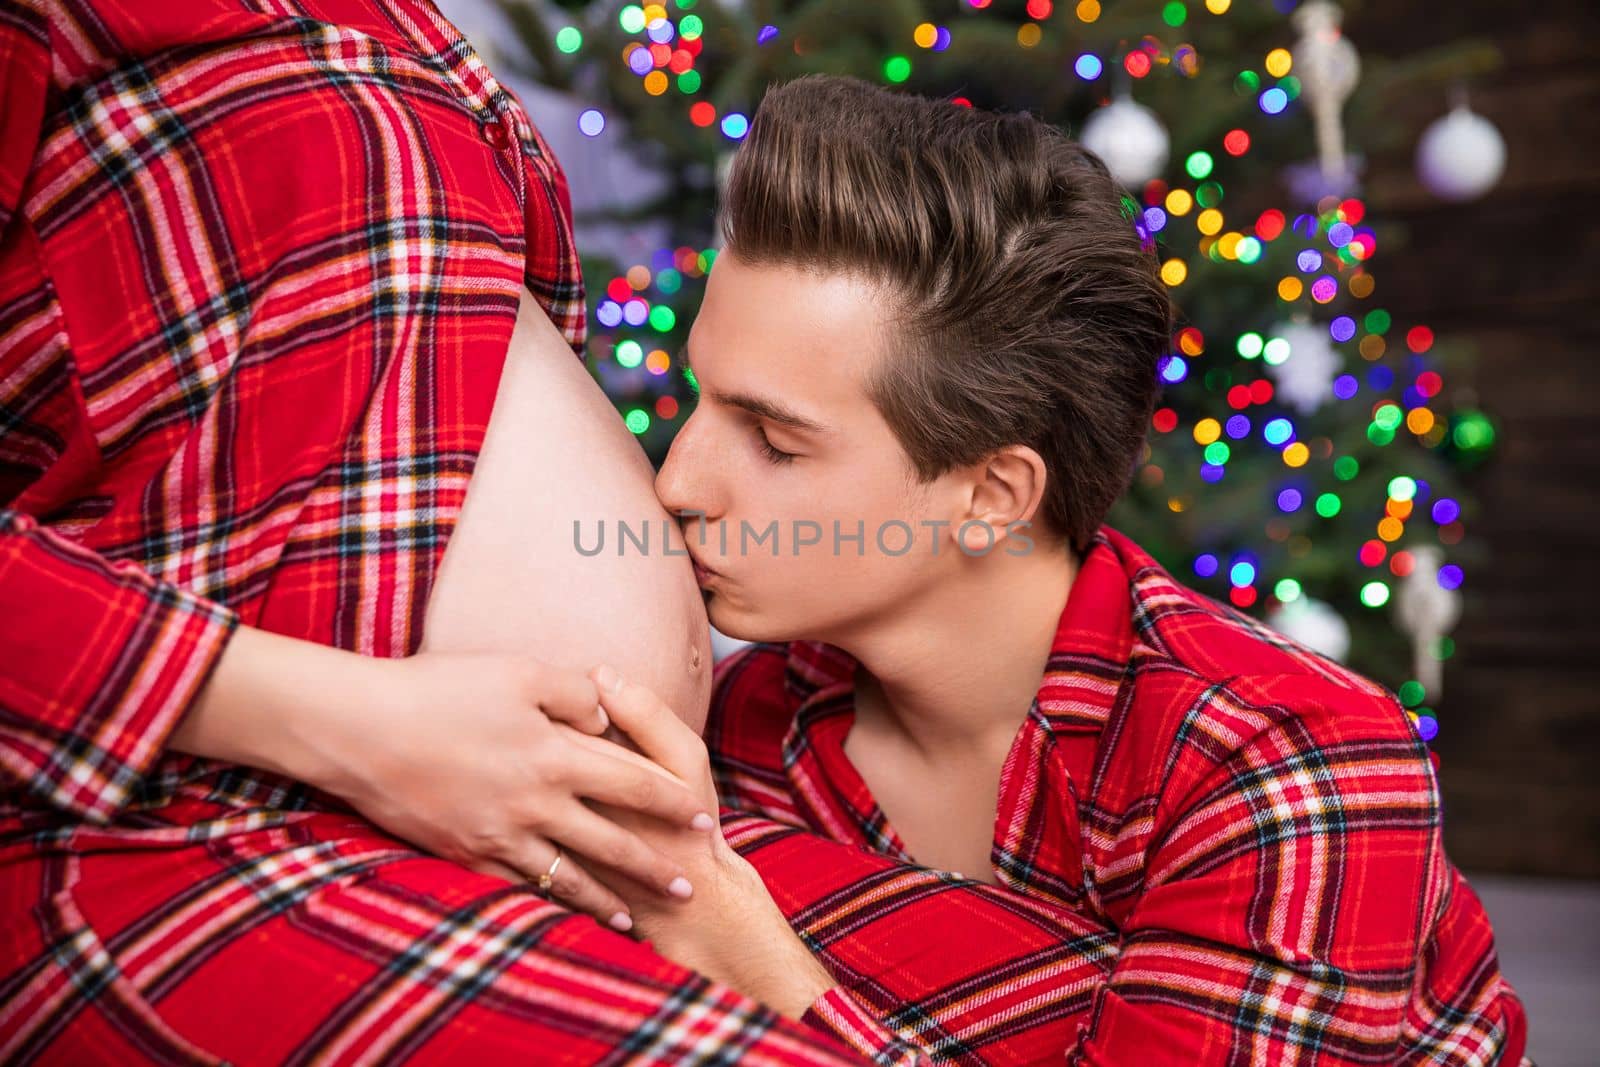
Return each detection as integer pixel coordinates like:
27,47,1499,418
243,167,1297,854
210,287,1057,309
710,525,1532,1065
0,2,885,1062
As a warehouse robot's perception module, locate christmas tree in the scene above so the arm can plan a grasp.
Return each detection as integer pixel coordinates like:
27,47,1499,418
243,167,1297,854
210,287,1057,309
494,0,1504,747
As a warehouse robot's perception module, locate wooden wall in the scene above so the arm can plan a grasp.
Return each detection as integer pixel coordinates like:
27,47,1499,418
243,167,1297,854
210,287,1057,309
1344,1,1600,877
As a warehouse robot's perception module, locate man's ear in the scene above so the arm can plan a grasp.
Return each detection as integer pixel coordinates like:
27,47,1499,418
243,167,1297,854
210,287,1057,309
957,445,1047,552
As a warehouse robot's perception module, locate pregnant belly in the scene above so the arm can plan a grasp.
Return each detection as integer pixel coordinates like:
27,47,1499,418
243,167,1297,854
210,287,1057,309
418,289,712,731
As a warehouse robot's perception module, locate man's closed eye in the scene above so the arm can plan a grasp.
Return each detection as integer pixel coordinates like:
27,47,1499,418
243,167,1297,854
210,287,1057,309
755,425,797,464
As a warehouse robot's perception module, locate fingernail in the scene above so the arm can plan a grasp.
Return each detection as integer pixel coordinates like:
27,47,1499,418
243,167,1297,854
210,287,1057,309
667,876,693,899
609,911,633,932
690,812,715,832
596,705,610,731
595,664,624,694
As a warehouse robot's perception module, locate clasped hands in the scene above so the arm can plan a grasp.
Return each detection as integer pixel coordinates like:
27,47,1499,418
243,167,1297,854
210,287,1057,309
319,649,834,1018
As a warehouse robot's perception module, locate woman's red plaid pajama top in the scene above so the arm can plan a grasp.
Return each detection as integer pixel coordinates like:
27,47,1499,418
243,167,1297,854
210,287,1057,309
0,2,914,1063
710,526,1533,1066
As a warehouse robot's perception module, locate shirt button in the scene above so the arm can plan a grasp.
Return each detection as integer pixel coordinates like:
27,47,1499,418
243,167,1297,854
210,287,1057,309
481,116,512,150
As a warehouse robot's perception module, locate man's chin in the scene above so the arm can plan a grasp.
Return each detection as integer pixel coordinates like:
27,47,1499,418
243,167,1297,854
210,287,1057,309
706,596,799,647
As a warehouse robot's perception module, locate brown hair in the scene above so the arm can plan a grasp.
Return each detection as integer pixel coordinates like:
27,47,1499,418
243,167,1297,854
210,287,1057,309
718,74,1174,556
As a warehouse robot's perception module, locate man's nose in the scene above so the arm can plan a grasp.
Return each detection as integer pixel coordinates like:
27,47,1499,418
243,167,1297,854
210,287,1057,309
655,416,722,524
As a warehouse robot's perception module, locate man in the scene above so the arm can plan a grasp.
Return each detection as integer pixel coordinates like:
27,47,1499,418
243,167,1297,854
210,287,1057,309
598,74,1531,1066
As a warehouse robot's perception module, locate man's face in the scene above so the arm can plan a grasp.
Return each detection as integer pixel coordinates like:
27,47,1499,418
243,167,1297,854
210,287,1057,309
654,251,958,645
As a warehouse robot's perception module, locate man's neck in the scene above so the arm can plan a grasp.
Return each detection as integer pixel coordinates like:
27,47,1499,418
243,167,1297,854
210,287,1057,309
834,540,1079,762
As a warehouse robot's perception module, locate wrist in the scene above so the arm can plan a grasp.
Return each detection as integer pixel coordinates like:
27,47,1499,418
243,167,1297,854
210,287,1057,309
708,851,837,1019
173,624,381,796
272,640,395,798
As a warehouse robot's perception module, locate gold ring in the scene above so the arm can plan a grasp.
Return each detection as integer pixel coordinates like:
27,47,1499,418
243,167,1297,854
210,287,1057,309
535,850,564,895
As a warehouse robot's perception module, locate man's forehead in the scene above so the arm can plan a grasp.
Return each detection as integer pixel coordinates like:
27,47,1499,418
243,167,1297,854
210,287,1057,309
679,330,834,435
691,260,890,390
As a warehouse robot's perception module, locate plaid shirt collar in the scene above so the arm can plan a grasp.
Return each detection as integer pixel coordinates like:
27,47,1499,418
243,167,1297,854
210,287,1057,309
778,525,1144,906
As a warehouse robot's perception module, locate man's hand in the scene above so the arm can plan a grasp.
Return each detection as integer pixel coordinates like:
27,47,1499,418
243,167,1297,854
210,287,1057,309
586,664,839,1019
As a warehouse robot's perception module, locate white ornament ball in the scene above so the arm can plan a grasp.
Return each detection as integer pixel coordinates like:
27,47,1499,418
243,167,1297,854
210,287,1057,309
1416,105,1506,201
1265,319,1341,414
1267,595,1352,664
1079,97,1170,188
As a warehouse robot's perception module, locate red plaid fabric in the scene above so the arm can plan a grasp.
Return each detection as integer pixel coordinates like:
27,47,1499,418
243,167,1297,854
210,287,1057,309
709,525,1532,1066
0,1,887,1062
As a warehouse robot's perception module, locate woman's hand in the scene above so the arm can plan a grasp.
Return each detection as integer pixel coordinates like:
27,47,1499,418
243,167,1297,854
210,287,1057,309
583,664,838,1019
173,625,717,932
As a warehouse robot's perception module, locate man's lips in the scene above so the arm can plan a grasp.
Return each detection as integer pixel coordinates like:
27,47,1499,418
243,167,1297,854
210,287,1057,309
681,537,721,584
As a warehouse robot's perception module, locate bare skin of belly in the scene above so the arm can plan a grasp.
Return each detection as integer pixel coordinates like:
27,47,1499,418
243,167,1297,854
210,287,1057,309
418,289,712,733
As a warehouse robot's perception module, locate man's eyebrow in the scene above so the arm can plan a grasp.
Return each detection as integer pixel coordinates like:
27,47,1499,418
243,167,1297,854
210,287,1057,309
679,343,831,434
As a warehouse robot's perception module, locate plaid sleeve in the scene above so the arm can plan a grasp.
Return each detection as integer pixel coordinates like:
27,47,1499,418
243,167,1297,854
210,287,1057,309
1068,673,1515,1066
0,509,239,822
801,987,929,1066
0,0,46,234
